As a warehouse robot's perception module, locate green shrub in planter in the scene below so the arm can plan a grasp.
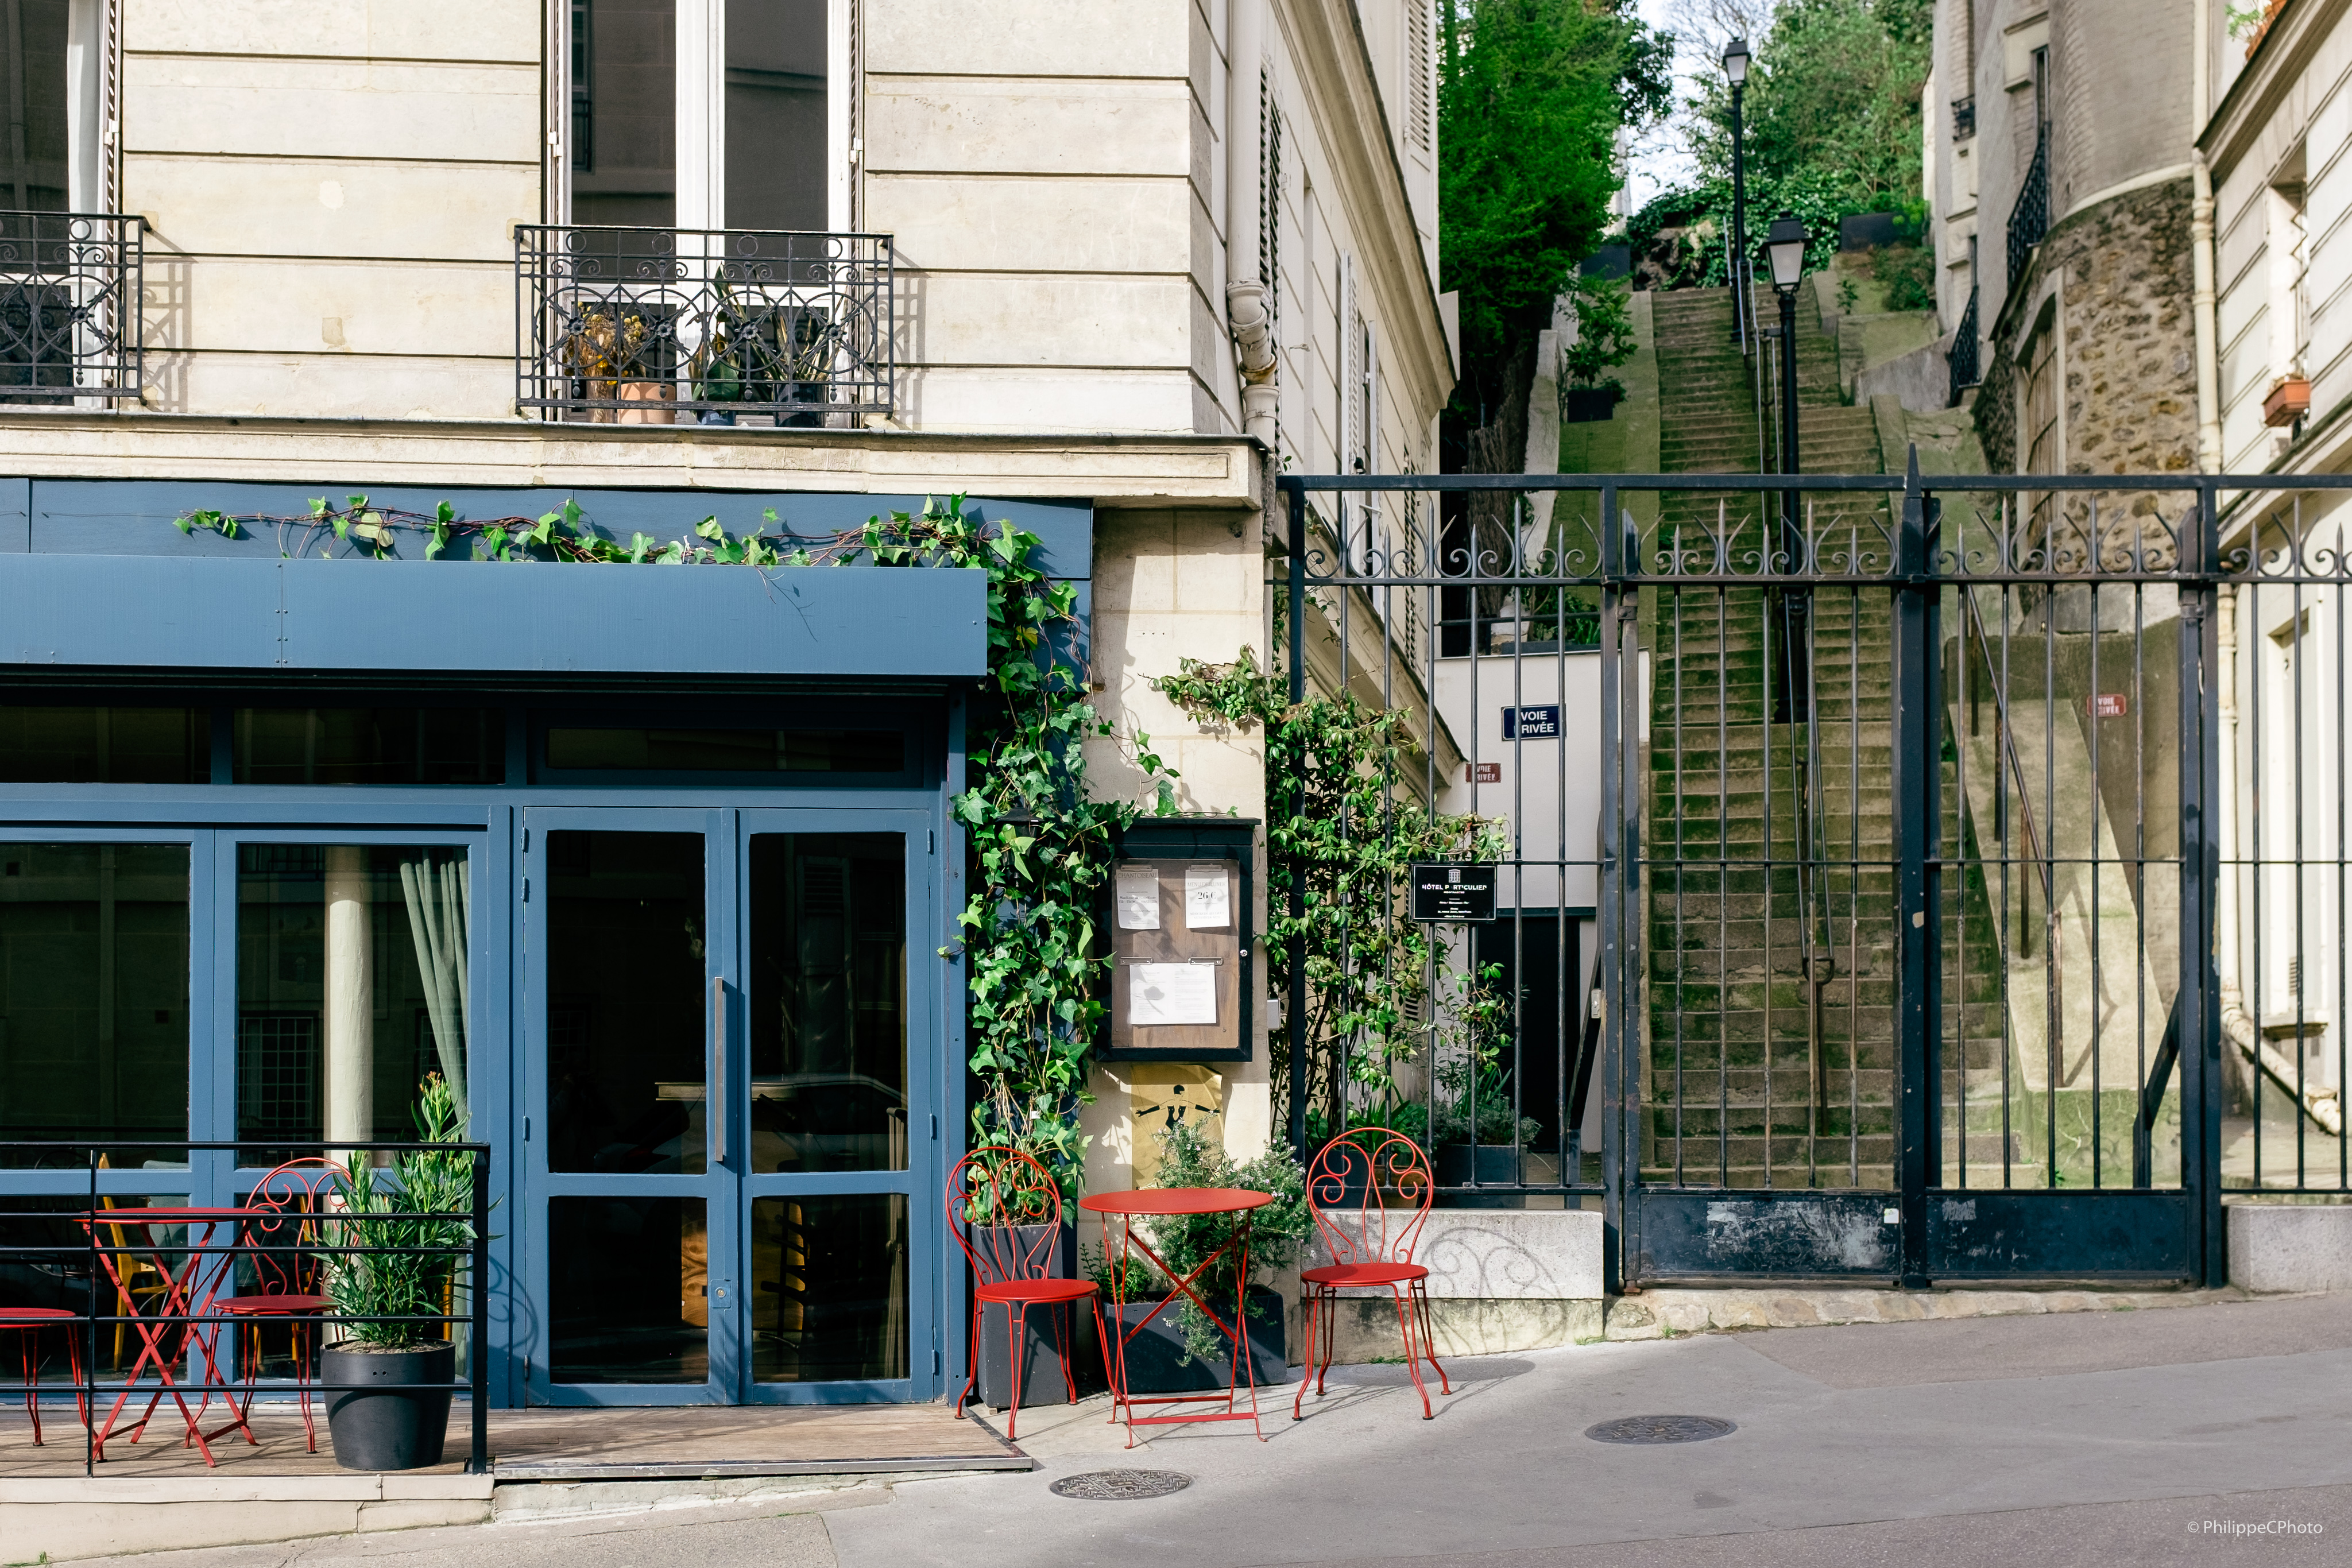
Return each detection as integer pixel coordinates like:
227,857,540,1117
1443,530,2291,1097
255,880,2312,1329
321,1075,477,1472
1136,1122,1309,1372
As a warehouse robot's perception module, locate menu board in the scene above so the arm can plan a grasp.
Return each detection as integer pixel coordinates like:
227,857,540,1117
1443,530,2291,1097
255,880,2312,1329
1106,857,1243,1058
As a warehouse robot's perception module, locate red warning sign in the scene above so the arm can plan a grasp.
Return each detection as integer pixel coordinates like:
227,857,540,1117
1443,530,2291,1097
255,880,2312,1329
2089,694,2127,719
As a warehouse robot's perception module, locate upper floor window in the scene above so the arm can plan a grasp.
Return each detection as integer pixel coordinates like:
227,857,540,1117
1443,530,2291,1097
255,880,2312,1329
566,0,843,232
0,0,107,214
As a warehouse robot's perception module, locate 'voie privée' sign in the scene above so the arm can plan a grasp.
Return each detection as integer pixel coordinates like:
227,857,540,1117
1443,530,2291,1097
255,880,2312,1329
1501,704,1562,739
1410,862,1497,923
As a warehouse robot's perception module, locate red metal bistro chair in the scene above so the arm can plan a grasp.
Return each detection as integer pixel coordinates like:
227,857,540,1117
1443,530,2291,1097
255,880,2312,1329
1295,1129,1452,1420
211,1157,342,1453
0,1307,87,1445
946,1147,1101,1441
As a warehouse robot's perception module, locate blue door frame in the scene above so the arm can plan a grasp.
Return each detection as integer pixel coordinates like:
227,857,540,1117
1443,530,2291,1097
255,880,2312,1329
0,757,960,1409
516,804,947,1406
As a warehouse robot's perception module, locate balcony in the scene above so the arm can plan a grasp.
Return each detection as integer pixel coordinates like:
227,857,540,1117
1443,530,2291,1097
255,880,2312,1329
0,211,143,406
516,226,893,427
2005,130,2049,288
1948,287,1980,405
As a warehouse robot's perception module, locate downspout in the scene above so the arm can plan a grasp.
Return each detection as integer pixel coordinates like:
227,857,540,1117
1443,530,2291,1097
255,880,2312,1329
2191,0,2223,474
1227,0,1279,446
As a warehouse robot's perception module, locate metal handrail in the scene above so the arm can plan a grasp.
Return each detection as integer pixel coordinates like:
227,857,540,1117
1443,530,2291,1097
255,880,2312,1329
1959,584,2055,955
0,1139,492,1478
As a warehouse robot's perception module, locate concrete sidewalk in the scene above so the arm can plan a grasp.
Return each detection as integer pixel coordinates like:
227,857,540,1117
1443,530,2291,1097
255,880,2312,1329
43,1291,2352,1568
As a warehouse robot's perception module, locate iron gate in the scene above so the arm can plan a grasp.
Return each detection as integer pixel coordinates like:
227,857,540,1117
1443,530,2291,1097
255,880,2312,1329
1273,461,2352,1288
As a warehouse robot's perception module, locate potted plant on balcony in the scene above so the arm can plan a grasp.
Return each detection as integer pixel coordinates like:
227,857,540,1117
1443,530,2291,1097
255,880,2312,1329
560,309,649,424
1561,272,1635,424
320,1074,477,1472
1101,1121,1307,1393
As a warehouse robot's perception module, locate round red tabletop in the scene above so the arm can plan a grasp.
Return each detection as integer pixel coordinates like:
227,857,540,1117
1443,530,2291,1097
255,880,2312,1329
1080,1187,1275,1217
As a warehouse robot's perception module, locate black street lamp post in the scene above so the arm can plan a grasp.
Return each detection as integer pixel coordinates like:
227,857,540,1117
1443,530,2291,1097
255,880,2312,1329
1765,212,1811,722
1724,37,1750,343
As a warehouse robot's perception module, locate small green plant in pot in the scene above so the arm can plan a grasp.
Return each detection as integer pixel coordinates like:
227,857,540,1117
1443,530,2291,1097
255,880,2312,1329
1104,1121,1308,1392
320,1074,477,1472
1561,272,1635,423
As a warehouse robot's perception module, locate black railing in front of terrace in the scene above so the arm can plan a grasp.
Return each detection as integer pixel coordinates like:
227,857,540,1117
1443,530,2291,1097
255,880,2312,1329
0,211,142,405
516,225,894,426
0,1140,490,1476
1948,287,1980,404
2006,130,2050,287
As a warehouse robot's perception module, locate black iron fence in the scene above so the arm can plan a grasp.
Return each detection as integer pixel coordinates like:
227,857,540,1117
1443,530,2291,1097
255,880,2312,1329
0,211,142,405
1274,464,2352,1287
515,225,893,425
0,1140,490,1475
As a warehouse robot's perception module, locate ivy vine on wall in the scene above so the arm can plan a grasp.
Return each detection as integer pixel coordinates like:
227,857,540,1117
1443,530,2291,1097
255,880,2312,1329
1152,647,1504,1144
175,493,1171,1192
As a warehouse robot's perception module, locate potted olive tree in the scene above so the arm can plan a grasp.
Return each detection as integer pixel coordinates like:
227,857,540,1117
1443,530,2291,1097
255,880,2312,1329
321,1075,477,1472
1561,273,1636,423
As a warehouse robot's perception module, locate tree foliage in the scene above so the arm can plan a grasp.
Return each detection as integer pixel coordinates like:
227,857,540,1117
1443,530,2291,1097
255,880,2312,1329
1439,0,1671,425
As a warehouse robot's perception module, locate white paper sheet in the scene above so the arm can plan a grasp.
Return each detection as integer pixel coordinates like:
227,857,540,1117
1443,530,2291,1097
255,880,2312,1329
1183,864,1230,928
1115,863,1160,930
1129,961,1218,1027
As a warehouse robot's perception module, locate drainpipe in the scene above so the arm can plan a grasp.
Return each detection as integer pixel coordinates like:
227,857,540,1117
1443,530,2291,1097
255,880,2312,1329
2191,0,2223,473
1227,0,1278,446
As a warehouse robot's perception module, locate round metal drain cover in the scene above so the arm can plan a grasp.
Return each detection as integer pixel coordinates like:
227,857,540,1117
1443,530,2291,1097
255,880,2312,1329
1584,1414,1738,1445
1049,1469,1194,1501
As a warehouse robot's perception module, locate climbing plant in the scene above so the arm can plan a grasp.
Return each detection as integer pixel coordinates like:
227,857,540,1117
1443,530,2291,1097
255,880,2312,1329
1152,645,1505,1144
173,493,1170,1193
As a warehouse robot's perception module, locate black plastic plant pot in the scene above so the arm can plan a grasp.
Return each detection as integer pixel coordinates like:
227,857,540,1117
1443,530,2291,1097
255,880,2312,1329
969,1220,1084,1410
1562,385,1622,424
1111,1285,1285,1395
323,1343,455,1472
1436,1144,1523,1209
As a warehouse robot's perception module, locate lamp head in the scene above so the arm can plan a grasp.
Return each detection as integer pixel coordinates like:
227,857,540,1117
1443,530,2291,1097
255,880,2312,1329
1764,212,1809,292
1722,36,1750,87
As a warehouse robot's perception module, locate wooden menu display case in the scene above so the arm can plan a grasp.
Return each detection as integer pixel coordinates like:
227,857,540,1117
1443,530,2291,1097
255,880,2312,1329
1100,816,1255,1062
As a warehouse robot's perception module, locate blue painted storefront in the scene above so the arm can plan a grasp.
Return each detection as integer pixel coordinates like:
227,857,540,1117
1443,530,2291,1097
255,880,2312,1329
0,482,1092,1408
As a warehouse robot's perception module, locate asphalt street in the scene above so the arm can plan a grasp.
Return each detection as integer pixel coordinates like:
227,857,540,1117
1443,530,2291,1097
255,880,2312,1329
53,1291,2352,1568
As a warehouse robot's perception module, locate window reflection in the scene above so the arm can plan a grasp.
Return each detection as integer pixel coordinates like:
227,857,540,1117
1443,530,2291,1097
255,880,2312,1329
747,833,906,1174
235,846,470,1164
0,845,189,1166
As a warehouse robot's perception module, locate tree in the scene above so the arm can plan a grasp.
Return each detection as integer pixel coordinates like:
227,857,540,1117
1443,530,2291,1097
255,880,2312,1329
1439,0,1670,471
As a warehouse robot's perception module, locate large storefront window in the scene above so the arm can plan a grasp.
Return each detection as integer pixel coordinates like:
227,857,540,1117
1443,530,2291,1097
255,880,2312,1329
0,844,190,1163
235,846,471,1161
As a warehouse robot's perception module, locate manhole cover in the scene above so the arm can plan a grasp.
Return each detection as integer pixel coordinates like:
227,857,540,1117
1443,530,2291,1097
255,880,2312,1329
1049,1469,1194,1500
1584,1415,1738,1445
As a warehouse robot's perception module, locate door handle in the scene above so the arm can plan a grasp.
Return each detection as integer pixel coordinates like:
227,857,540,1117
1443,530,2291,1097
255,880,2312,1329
711,975,728,1167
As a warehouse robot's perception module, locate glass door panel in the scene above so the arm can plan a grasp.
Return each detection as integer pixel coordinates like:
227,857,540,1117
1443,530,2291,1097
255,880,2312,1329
524,810,726,1403
738,815,930,1400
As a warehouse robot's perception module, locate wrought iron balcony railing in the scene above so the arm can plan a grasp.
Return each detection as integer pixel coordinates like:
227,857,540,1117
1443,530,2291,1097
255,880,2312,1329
0,211,143,405
2005,129,2049,288
1947,286,1980,405
516,226,893,425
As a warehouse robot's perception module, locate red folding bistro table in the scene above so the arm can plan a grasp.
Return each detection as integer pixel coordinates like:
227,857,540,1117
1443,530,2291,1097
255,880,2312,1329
1080,1186,1272,1445
80,1207,272,1466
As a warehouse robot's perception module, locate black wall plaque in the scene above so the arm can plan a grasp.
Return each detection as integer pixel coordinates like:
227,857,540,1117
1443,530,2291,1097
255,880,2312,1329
1410,862,1496,922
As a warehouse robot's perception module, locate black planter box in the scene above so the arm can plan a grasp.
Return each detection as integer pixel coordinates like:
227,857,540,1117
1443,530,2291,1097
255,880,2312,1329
969,1221,1090,1410
1436,1143,1522,1208
1108,1284,1285,1394
1562,386,1622,424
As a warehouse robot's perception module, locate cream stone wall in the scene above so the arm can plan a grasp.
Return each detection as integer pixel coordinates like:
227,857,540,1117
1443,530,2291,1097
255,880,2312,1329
106,1,1448,454
122,0,541,418
2206,0,2351,474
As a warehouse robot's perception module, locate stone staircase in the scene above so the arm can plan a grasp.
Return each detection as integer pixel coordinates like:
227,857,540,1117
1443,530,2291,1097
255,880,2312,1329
1639,287,2017,1190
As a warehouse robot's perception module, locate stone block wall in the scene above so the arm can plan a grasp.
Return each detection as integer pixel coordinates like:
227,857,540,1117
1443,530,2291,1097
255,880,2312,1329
1977,177,2198,479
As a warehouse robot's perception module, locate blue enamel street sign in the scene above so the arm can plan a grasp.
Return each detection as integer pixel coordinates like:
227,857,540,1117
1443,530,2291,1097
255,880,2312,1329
1502,704,1562,739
